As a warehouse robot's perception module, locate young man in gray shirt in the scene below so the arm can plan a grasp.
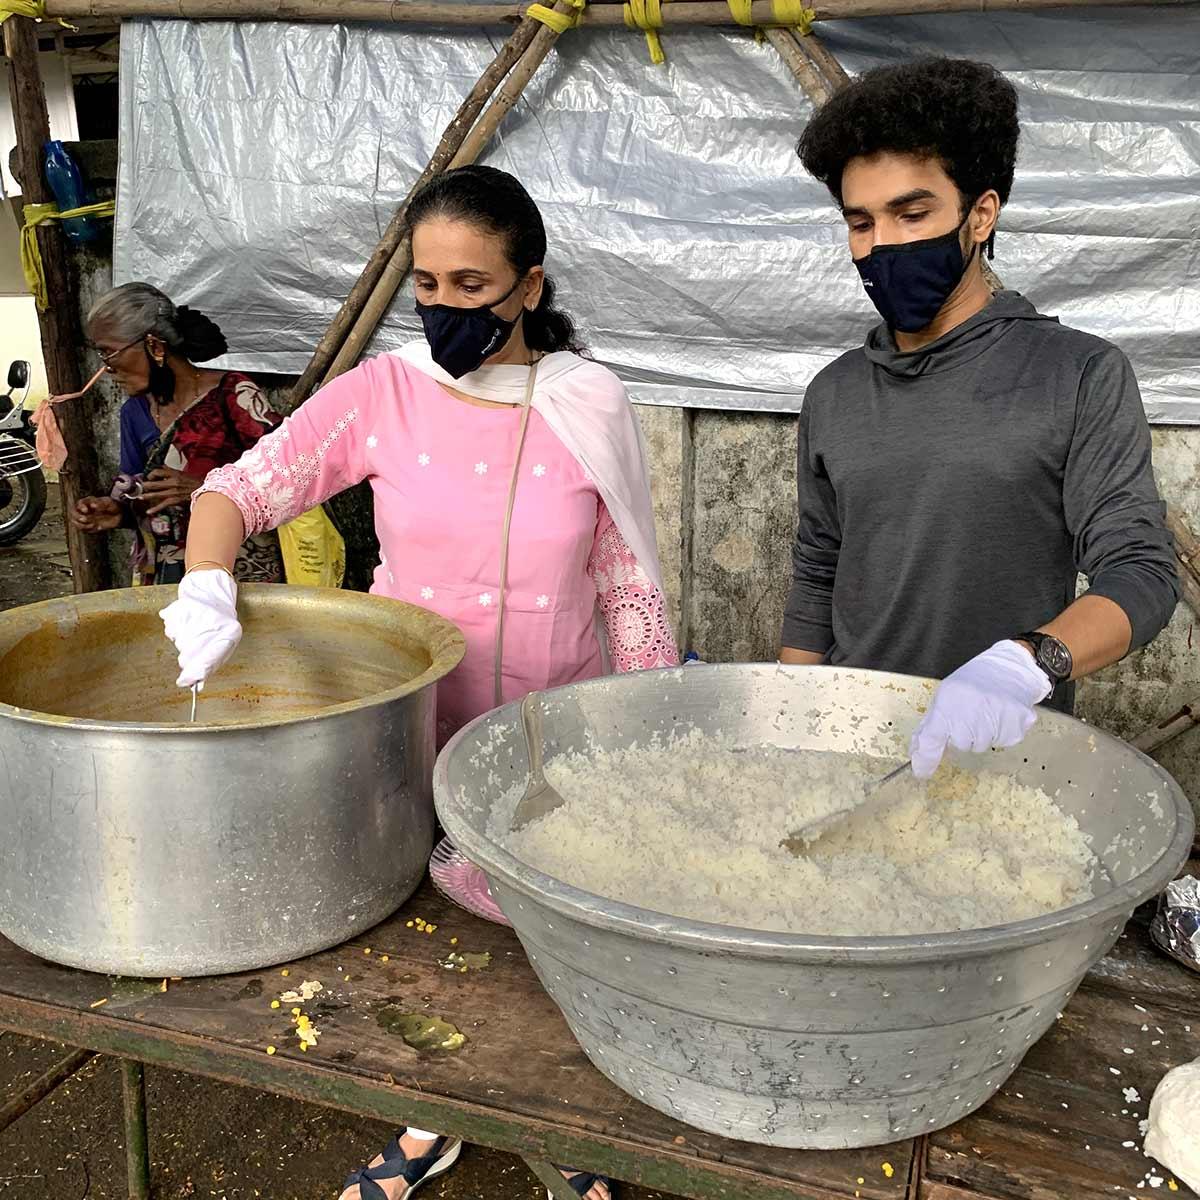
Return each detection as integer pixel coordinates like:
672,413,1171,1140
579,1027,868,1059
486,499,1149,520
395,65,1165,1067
779,57,1179,778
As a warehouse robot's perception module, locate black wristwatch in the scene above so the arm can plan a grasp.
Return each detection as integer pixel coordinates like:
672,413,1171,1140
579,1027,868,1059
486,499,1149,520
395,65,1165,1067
1016,631,1073,686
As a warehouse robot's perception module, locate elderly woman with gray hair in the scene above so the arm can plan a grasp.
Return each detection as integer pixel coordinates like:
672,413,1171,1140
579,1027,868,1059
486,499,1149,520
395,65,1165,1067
71,282,283,585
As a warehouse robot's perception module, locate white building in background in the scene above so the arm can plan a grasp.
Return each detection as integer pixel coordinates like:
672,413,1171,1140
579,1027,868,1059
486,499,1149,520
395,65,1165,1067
1,51,81,407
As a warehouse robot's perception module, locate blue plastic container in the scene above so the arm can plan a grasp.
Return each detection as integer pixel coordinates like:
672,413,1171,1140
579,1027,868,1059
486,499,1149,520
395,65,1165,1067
42,140,99,244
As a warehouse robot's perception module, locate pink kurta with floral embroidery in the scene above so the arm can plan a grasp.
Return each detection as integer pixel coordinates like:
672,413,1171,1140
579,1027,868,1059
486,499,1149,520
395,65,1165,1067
199,354,678,743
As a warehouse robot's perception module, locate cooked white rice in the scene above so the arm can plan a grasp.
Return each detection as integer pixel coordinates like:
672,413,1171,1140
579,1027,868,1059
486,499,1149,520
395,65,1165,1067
495,733,1096,936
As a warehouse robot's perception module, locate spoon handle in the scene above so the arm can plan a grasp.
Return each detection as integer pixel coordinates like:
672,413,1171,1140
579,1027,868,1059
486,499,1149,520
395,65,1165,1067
520,691,545,782
864,759,911,795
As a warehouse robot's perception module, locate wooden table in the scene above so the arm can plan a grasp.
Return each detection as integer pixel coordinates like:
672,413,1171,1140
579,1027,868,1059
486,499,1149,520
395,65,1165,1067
0,870,1195,1200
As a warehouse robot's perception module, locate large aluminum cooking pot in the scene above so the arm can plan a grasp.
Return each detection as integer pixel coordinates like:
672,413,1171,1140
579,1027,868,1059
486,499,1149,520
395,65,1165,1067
0,585,464,977
434,664,1193,1149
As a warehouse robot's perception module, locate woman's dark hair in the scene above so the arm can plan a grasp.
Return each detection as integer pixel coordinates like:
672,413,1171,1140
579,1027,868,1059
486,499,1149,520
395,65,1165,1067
87,282,228,362
406,165,584,354
797,58,1020,211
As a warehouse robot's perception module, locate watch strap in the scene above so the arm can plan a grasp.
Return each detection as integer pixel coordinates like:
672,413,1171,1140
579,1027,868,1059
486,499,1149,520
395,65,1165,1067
1016,631,1071,685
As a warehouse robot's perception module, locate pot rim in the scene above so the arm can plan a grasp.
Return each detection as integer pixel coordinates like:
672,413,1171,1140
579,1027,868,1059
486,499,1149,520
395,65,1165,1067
0,584,466,733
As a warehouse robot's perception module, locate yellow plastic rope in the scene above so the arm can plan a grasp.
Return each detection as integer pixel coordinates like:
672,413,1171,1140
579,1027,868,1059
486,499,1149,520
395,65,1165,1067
21,200,115,311
526,2,580,33
771,0,815,35
526,0,586,34
726,0,754,24
0,0,77,30
624,0,667,65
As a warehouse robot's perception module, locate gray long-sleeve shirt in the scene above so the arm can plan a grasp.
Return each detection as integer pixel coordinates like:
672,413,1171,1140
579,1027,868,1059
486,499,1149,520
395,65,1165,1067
781,291,1180,710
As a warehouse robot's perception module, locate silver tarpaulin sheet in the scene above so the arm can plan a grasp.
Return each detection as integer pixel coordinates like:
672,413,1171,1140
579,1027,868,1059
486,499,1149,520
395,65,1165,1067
115,10,1200,420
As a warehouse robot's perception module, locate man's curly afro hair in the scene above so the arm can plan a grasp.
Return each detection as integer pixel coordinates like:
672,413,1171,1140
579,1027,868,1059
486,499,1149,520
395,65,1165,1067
797,58,1019,209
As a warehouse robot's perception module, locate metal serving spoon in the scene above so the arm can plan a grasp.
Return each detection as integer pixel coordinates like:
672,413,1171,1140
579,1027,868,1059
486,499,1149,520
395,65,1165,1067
788,759,913,849
511,691,565,831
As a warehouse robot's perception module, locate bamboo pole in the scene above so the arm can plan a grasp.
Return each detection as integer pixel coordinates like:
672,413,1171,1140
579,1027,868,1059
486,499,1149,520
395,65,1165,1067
44,0,1191,27
0,1049,95,1135
1176,562,1200,621
1166,507,1200,619
795,28,850,90
288,13,540,408
764,28,833,106
4,16,111,593
1167,506,1200,587
1132,701,1200,755
319,0,582,384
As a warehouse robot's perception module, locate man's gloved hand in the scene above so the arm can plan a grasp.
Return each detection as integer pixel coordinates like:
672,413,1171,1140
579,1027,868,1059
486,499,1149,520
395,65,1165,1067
910,639,1053,780
158,569,242,689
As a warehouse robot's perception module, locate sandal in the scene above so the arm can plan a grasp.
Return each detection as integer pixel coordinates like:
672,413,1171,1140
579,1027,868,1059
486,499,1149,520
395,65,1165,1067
341,1135,462,1200
549,1166,617,1199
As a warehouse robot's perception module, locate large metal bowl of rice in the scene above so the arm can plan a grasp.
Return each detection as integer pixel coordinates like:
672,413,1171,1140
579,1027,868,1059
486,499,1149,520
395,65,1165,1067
432,664,1193,1149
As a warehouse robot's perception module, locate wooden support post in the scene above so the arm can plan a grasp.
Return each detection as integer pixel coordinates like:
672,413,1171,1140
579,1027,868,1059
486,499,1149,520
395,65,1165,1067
120,1058,151,1200
763,28,836,106
1175,564,1200,621
319,0,583,385
767,26,851,106
1166,506,1200,619
0,1047,95,1134
1132,701,1200,755
287,13,541,409
796,28,850,89
3,15,111,593
1167,506,1200,586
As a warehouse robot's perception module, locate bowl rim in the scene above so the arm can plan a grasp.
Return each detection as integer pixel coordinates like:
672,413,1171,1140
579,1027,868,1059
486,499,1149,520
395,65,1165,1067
0,584,466,733
434,664,1196,963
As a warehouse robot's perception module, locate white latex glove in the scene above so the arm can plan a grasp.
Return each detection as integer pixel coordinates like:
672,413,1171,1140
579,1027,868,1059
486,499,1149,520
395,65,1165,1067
158,569,242,689
909,639,1053,780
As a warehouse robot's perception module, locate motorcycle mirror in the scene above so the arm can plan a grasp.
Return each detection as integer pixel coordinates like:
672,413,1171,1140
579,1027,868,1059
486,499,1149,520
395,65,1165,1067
7,361,30,391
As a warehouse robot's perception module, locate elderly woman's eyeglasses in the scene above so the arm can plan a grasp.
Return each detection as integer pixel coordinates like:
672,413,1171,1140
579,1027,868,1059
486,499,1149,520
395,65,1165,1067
97,336,145,367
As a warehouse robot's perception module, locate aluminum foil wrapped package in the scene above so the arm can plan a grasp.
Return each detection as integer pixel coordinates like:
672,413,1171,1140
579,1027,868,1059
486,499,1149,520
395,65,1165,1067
1150,876,1200,973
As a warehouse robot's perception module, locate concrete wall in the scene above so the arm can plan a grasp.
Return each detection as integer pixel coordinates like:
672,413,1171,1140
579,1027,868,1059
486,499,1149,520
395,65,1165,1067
68,239,1199,822
1077,430,1200,813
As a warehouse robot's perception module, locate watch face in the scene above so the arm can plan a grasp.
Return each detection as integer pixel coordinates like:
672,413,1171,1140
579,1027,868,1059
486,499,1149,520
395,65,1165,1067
1039,637,1073,680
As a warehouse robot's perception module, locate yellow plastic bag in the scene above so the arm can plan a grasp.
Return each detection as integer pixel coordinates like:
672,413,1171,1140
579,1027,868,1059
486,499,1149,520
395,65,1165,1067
277,505,345,588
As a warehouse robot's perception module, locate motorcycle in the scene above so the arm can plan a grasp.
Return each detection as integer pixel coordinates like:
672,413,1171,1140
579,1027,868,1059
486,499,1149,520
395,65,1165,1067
0,361,49,546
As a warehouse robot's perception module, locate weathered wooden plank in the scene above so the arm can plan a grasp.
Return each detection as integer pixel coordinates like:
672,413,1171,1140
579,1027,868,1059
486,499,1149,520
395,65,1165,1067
920,1184,992,1200
924,975,1199,1199
2,873,1193,1200
0,880,911,1200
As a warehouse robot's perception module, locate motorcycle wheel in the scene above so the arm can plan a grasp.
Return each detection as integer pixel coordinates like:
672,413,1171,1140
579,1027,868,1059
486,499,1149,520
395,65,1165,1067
0,469,48,546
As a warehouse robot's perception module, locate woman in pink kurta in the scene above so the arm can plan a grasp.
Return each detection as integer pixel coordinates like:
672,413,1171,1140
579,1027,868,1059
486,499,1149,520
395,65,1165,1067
161,166,677,1200
198,350,676,746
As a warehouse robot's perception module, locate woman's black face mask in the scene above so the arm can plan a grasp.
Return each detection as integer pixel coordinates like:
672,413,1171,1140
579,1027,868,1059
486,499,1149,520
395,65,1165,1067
415,276,524,379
